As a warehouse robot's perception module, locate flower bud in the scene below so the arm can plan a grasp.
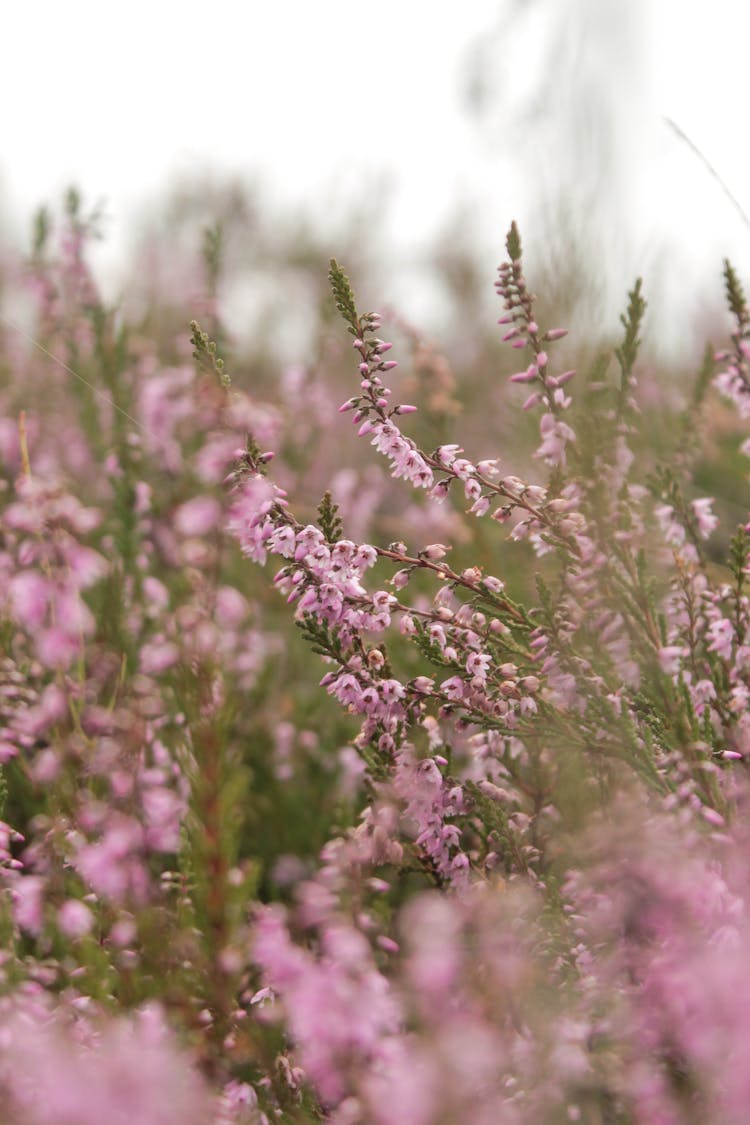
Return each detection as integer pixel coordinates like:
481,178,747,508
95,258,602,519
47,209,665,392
391,568,411,589
423,543,449,560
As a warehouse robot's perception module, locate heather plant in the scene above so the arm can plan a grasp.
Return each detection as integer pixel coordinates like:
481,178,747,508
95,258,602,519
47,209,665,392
3,190,750,1123
223,227,750,1120
0,196,363,1120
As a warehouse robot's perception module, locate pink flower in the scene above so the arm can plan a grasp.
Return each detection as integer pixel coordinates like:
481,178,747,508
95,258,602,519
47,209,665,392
707,618,734,661
658,646,685,676
13,875,45,935
441,676,467,702
466,652,491,682
0,1003,212,1125
380,679,405,706
140,640,180,675
9,571,49,629
654,503,685,547
66,543,106,586
174,496,221,537
436,444,462,466
142,787,184,852
57,899,94,939
36,626,82,669
691,497,718,539
535,413,576,467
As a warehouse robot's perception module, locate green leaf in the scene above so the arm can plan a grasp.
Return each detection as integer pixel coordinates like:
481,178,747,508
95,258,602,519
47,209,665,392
691,341,715,409
723,259,747,323
190,319,230,389
328,259,360,333
32,206,50,257
505,221,522,263
317,491,344,544
615,278,646,389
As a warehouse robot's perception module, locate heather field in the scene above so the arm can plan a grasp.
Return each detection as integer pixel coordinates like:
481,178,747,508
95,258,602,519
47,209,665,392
2,188,750,1123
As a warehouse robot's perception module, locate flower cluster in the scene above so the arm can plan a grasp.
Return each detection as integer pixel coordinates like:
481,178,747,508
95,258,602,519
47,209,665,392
220,226,750,1117
5,191,750,1122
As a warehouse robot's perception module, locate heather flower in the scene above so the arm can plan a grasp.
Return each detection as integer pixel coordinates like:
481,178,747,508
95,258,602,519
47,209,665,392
691,497,718,538
0,1003,213,1125
535,413,576,466
56,899,94,940
253,907,401,1105
8,571,49,630
466,651,491,682
174,496,221,537
707,617,734,661
9,190,750,1121
12,876,45,935
658,645,685,676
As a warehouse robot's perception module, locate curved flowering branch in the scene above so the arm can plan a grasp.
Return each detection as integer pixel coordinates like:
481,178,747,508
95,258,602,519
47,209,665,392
496,222,577,469
715,259,750,424
226,452,541,752
330,257,581,552
222,229,750,917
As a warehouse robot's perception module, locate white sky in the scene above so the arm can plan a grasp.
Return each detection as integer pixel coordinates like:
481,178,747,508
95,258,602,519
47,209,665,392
3,2,497,240
4,1,750,353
